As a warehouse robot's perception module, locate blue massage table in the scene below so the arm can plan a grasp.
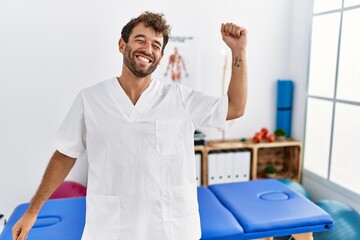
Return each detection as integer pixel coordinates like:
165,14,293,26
0,179,333,240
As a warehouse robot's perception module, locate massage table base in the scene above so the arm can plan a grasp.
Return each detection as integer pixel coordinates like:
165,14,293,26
261,232,313,240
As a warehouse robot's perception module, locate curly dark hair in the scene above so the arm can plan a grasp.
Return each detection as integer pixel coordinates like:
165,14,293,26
121,11,171,53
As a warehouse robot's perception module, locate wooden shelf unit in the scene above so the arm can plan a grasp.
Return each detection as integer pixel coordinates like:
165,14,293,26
195,139,303,186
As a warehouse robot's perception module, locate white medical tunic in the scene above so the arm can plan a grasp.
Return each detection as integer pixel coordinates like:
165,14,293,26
54,77,228,240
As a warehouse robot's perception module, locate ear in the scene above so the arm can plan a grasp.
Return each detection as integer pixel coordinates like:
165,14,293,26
119,38,126,54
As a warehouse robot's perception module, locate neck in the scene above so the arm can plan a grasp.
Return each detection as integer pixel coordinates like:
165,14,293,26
117,67,152,105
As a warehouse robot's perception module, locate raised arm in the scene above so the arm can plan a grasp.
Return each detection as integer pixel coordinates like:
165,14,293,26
221,23,248,120
12,150,76,240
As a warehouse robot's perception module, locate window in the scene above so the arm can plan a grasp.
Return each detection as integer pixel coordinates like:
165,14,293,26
308,13,340,98
344,0,360,7
330,103,360,193
304,0,360,195
337,8,360,102
313,0,342,13
304,98,333,178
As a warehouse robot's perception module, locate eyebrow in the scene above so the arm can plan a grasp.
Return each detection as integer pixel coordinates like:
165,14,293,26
134,34,162,48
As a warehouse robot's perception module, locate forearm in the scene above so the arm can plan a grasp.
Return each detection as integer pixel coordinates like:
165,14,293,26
227,49,248,120
27,150,76,214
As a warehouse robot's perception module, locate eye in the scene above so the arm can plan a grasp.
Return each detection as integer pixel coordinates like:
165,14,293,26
152,44,161,51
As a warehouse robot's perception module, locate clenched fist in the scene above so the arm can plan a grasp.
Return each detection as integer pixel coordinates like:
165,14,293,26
221,23,247,51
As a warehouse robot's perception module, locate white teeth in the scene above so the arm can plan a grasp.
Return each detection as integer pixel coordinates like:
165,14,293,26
138,56,150,63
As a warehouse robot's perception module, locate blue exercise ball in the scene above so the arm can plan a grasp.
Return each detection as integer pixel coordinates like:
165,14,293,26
278,179,313,200
314,200,360,240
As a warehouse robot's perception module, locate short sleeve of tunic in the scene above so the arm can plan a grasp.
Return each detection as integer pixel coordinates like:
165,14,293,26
178,85,228,130
53,91,86,158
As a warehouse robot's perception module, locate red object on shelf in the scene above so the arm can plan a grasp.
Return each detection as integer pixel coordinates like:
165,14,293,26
260,128,268,138
253,132,262,143
267,134,276,142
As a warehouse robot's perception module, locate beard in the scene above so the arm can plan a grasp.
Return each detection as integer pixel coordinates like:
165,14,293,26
123,45,160,78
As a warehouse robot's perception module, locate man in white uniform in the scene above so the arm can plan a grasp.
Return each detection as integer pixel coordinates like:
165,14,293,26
12,11,247,240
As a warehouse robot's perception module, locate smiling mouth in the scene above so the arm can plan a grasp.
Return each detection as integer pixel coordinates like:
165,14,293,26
135,54,153,64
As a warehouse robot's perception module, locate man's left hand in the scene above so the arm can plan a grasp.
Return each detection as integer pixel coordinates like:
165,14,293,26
221,23,247,51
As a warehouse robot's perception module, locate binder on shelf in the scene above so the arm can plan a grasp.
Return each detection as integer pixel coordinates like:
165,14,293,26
208,151,218,185
195,152,201,186
217,151,227,184
232,150,241,182
233,150,251,182
224,151,234,183
240,151,251,181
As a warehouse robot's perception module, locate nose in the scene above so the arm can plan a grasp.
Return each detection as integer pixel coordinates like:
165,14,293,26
141,41,152,55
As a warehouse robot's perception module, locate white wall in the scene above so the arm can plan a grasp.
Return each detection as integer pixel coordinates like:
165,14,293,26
288,0,313,141
0,0,310,219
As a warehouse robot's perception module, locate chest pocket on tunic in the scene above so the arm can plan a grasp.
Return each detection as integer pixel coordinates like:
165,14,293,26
155,119,185,156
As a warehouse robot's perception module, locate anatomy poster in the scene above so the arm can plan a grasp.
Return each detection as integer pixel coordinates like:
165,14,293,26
154,36,196,88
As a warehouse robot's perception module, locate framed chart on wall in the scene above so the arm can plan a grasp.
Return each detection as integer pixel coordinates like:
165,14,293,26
153,35,197,89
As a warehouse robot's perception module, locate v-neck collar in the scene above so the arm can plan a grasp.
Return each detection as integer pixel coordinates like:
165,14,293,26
111,77,155,120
